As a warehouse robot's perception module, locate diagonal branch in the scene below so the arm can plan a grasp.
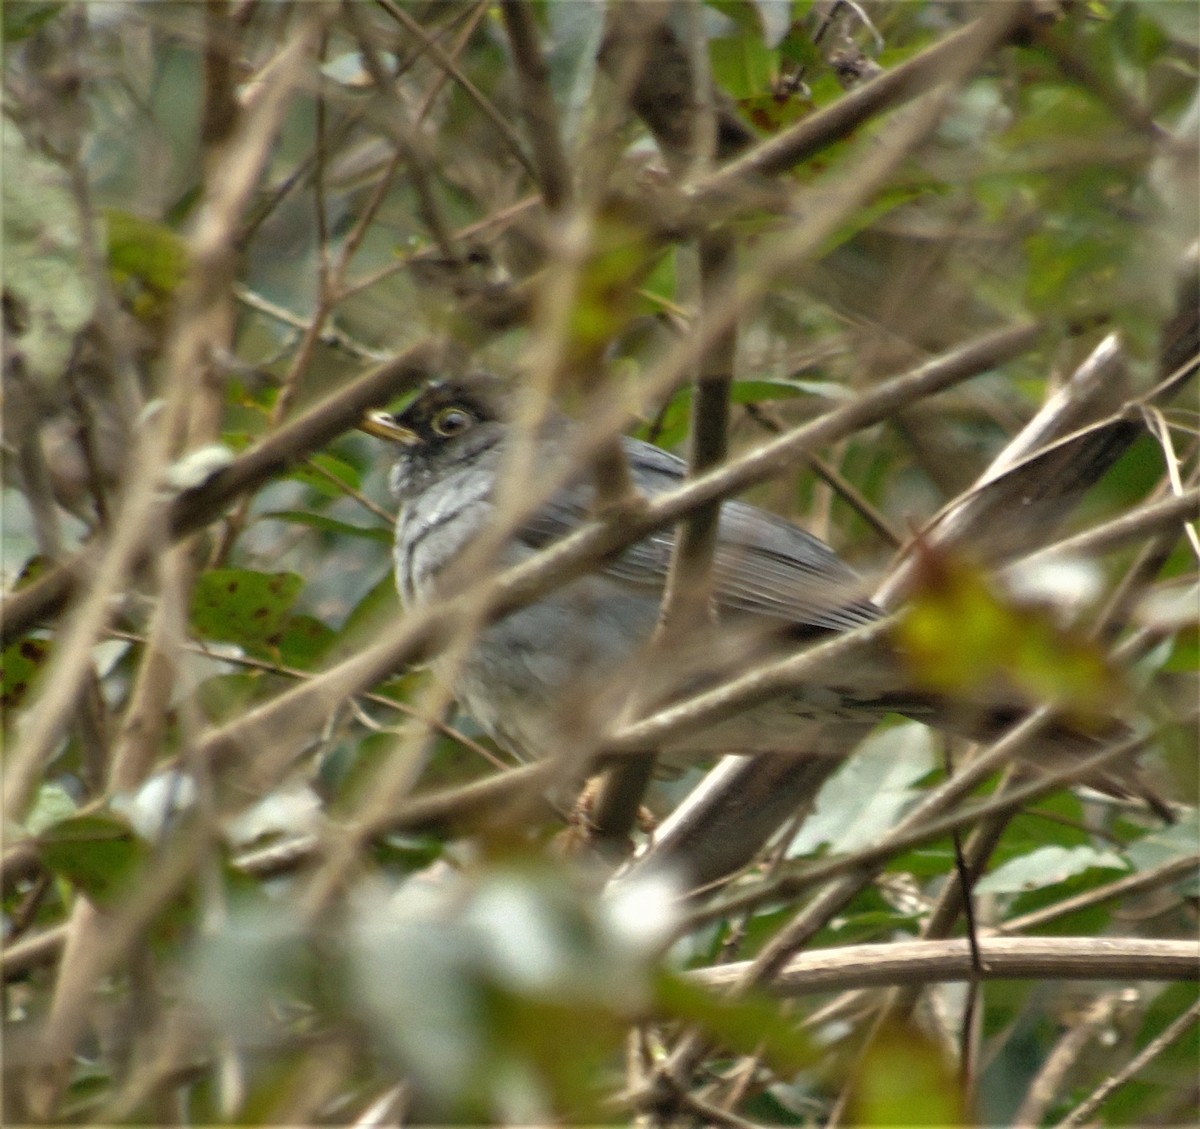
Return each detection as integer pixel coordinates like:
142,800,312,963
374,0,537,181
2,343,444,644
692,5,1029,204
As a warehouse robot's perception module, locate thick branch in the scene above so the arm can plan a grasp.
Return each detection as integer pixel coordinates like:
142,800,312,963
688,937,1199,997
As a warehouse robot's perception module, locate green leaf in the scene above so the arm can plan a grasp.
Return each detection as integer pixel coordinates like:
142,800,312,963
289,453,362,496
38,813,148,905
104,208,188,298
897,552,1121,716
710,31,775,101
261,509,392,543
655,970,815,1073
731,378,847,402
1145,614,1198,674
190,569,304,657
275,612,336,670
995,793,1093,861
1124,823,1200,893
3,2,63,42
336,571,403,651
789,722,936,855
566,210,659,369
26,781,78,835
975,844,1127,896
1,635,51,713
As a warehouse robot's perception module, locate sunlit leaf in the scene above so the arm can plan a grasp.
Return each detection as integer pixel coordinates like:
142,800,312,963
789,722,936,855
104,208,188,306
845,1022,966,1126
897,550,1121,716
1124,823,1200,894
25,781,78,836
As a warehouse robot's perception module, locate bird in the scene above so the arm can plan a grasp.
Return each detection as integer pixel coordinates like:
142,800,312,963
358,375,928,765
360,375,1169,826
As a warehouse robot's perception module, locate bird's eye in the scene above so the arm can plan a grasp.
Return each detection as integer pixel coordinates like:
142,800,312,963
431,406,473,437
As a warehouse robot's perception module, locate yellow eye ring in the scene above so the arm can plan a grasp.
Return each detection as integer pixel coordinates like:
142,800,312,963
432,406,473,437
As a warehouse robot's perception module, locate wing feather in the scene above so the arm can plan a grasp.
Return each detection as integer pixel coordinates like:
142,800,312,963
519,436,882,633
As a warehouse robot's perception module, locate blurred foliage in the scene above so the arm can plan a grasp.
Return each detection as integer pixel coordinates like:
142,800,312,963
898,550,1122,717
1,1,1196,1125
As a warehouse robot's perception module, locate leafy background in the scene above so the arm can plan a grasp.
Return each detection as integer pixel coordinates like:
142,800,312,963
2,2,1197,1125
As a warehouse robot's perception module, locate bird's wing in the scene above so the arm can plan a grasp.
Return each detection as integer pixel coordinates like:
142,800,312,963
518,437,882,633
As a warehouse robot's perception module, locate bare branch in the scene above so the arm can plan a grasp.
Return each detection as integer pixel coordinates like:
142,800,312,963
2,343,443,643
3,10,331,825
688,937,1200,997
375,0,536,181
1000,853,1200,935
1053,997,1200,1128
500,0,572,210
692,6,1029,202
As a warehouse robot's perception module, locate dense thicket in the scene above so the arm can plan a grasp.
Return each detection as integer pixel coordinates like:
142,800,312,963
2,3,1197,1125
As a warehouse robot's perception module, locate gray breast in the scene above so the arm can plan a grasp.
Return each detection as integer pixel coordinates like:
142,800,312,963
393,464,496,607
394,477,666,759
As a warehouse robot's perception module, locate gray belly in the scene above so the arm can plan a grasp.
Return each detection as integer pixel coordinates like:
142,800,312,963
448,578,882,763
451,575,663,761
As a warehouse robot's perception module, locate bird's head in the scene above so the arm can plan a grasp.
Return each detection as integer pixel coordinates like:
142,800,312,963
360,375,511,501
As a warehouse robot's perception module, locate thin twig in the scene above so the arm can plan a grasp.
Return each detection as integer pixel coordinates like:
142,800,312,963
3,11,329,826
998,853,1200,935
589,231,738,846
3,343,443,644
1015,991,1128,1129
1052,997,1200,1128
233,284,390,362
1015,486,1198,567
375,0,536,181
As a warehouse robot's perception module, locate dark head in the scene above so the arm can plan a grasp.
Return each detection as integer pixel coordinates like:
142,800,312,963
360,375,512,502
